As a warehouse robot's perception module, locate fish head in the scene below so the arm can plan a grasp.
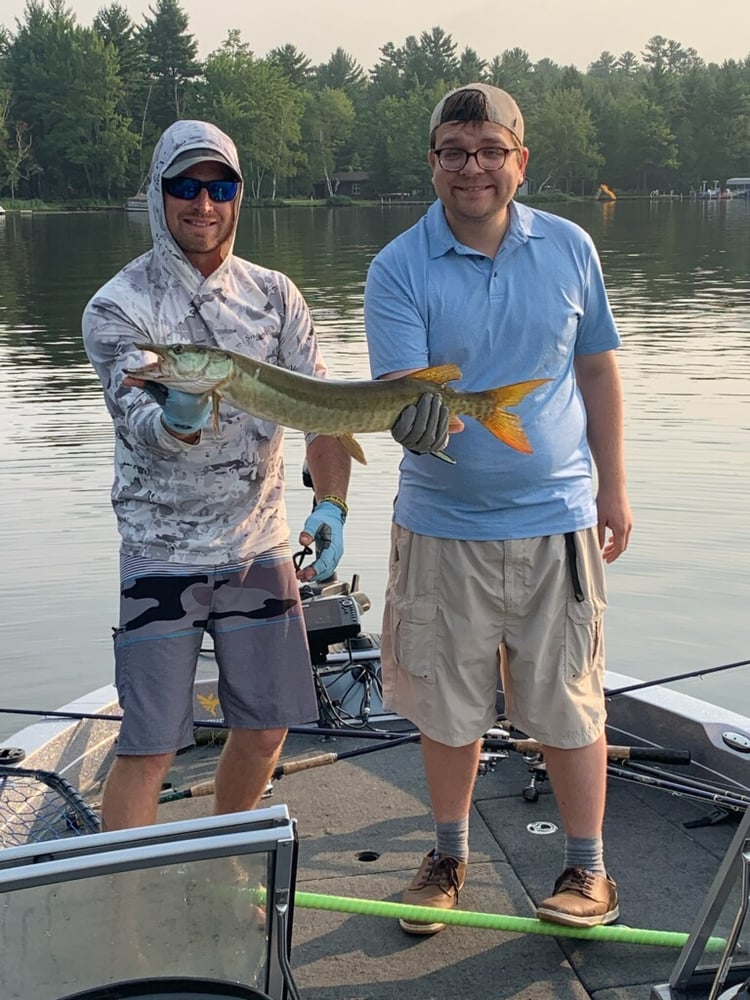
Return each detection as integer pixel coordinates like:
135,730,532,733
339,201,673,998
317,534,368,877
126,342,234,394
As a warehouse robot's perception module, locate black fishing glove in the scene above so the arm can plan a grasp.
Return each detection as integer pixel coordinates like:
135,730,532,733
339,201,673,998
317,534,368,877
141,380,212,435
391,393,450,454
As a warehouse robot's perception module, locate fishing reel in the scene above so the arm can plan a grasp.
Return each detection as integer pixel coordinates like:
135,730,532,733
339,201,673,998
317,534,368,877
478,726,512,777
478,723,549,801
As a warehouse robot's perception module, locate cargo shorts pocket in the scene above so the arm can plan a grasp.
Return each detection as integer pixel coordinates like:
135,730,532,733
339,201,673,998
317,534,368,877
564,598,605,683
391,598,439,685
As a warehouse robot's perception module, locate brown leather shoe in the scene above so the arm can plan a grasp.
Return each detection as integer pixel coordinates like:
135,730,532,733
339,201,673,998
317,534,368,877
399,849,467,935
536,867,619,928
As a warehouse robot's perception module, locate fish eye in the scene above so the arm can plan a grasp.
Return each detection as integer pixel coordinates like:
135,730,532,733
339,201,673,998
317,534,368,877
173,345,184,354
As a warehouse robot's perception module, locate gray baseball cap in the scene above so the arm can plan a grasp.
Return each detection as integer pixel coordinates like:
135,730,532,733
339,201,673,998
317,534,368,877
163,147,240,180
429,84,524,145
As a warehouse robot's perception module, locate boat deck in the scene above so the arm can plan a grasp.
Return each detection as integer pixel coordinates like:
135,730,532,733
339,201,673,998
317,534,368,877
4,630,750,1000
151,724,741,1000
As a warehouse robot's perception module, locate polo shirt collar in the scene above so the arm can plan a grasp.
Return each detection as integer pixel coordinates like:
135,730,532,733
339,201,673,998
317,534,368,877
425,198,545,260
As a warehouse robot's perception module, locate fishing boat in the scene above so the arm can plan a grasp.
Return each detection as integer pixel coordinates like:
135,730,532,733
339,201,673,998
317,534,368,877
125,193,148,212
1,573,749,1000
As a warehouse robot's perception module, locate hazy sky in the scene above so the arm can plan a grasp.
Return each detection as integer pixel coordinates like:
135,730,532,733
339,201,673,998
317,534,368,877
3,0,749,72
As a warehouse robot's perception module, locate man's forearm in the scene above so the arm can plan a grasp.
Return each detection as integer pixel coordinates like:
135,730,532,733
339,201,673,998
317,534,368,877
305,434,352,501
575,352,627,489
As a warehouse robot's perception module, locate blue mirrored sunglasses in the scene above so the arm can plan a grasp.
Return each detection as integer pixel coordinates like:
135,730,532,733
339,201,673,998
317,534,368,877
162,176,240,203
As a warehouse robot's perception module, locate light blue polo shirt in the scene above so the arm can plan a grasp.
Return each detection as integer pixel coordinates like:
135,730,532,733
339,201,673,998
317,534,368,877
364,199,621,540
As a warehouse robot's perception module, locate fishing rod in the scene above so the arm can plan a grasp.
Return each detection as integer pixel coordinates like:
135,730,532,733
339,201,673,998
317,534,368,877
607,656,750,698
483,729,750,813
4,651,746,724
0,706,415,741
0,706,125,722
616,758,750,799
606,762,750,813
159,732,419,804
4,701,743,818
482,733,692,765
168,735,694,806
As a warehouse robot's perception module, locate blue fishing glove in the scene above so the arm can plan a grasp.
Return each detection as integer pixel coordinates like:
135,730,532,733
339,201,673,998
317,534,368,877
391,392,450,454
141,380,212,435
301,499,346,582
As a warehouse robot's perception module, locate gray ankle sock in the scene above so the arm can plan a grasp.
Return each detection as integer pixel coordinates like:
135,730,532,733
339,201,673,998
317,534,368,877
435,817,469,863
564,835,605,876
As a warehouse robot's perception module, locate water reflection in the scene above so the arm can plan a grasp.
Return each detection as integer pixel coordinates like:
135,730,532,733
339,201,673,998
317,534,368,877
0,200,749,737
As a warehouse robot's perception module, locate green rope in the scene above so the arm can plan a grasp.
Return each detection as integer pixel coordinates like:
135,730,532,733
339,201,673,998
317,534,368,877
236,885,727,950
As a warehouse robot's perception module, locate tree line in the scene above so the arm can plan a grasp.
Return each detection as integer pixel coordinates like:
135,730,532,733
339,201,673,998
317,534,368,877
1,0,749,203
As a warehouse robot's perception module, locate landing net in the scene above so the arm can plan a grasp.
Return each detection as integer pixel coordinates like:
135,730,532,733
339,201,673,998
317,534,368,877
0,766,100,847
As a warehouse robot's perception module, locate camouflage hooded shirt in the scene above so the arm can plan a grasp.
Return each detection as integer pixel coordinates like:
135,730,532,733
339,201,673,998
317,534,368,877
83,120,326,564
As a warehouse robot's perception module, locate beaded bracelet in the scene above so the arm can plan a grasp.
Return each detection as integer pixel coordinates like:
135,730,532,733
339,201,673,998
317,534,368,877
317,495,349,519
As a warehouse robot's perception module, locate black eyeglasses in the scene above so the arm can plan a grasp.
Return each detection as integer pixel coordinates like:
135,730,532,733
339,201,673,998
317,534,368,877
434,147,520,172
162,176,240,202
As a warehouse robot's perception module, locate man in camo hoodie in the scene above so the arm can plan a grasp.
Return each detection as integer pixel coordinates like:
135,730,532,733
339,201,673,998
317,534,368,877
83,120,352,830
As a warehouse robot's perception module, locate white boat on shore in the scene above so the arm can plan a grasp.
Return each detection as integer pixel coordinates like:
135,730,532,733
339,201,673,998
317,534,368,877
726,177,750,199
1,577,749,999
125,193,148,212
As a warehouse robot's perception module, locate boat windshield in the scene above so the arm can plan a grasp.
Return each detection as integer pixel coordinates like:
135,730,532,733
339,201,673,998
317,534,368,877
0,808,296,1000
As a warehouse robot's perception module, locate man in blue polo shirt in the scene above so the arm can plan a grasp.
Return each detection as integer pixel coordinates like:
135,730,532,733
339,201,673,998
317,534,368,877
366,83,632,933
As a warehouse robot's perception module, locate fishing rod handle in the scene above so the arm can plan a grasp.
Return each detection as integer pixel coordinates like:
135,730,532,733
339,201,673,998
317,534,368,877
490,737,691,764
624,746,691,764
274,752,339,775
158,779,216,802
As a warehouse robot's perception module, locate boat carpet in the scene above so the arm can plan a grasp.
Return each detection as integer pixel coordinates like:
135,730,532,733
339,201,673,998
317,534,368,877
157,730,739,1000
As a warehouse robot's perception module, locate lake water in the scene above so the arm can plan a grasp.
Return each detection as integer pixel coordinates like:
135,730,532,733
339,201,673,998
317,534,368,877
1,197,749,741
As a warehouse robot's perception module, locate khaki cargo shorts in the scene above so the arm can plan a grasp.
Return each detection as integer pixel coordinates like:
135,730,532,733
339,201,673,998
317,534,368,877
380,525,607,749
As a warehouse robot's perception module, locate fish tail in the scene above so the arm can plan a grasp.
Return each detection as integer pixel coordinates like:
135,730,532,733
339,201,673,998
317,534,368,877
477,379,551,454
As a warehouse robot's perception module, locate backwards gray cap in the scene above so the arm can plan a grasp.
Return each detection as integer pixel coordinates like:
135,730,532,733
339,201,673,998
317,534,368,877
429,83,524,145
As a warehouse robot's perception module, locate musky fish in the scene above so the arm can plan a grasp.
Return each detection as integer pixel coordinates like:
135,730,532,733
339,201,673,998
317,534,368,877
125,342,549,465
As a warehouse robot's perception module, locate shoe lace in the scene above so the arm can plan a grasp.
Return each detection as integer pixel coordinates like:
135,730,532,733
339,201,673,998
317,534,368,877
558,867,597,897
416,853,462,896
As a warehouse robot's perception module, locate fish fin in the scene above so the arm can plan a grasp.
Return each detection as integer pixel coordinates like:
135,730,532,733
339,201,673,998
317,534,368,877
480,379,551,454
407,364,463,387
336,433,368,466
210,392,222,434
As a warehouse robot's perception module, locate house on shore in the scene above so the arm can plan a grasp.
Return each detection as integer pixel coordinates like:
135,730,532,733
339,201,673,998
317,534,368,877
313,171,372,199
